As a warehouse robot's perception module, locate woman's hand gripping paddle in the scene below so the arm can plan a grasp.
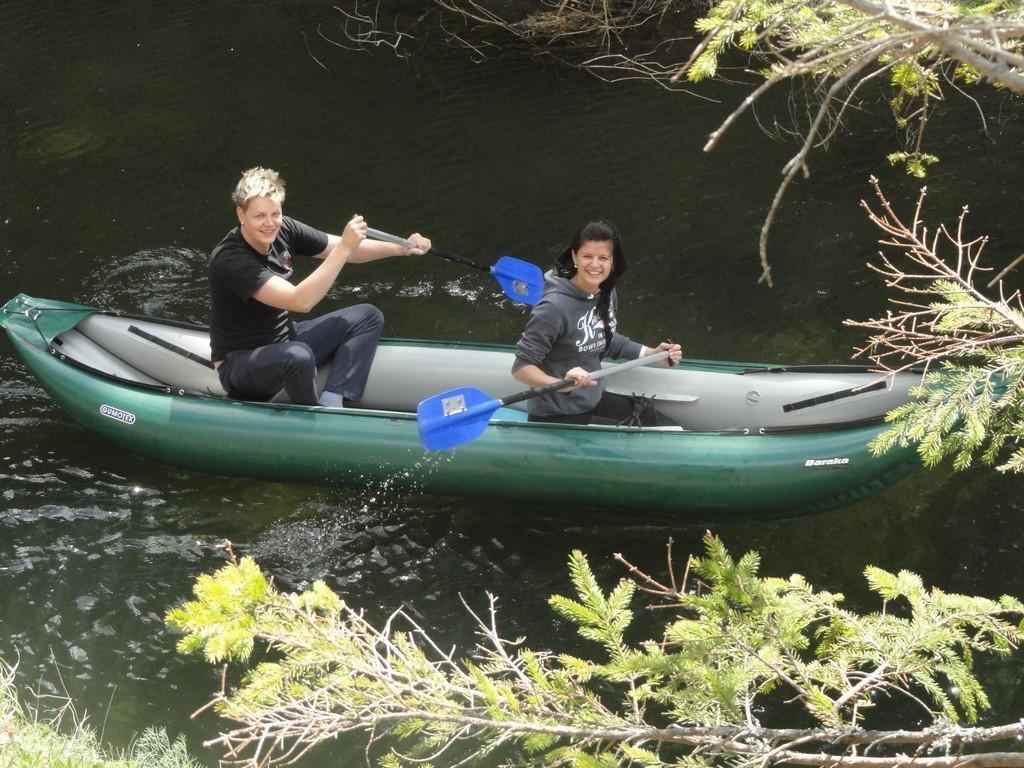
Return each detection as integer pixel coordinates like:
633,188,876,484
416,350,671,451
366,227,543,305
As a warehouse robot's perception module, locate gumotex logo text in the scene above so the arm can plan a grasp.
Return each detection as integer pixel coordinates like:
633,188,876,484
100,404,136,425
804,457,849,467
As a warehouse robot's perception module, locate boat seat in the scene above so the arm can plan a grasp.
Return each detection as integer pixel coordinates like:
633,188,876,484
70,318,346,407
77,315,226,396
51,330,163,385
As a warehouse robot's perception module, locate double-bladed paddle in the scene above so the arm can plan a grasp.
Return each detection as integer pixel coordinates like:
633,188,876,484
366,227,543,305
416,350,672,451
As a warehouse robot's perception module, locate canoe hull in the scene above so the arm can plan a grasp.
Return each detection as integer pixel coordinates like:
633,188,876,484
1,295,921,518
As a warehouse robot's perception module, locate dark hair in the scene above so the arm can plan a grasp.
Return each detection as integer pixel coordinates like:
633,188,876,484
553,220,626,354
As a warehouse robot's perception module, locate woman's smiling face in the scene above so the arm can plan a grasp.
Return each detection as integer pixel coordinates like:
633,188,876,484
570,239,614,294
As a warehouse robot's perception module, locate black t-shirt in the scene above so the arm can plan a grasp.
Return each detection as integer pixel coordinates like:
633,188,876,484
208,216,329,362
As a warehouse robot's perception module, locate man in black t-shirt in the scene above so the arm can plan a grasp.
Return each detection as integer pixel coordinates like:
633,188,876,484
209,167,431,407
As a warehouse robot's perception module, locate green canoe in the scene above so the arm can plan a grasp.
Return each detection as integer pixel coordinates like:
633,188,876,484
1,294,923,518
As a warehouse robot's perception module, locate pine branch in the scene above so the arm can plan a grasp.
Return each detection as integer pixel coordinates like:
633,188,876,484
167,536,1024,767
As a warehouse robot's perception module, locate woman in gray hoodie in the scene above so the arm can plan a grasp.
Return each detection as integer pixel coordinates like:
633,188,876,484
511,221,681,424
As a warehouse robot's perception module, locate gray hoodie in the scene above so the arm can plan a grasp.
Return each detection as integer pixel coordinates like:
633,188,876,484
512,271,642,416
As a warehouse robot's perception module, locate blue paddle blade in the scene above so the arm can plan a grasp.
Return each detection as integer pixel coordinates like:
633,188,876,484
491,256,543,305
416,387,503,451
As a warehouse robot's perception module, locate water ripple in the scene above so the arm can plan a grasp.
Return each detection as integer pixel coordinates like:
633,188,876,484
83,246,209,322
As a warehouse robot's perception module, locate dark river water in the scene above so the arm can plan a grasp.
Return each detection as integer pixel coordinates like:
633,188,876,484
3,1,1024,763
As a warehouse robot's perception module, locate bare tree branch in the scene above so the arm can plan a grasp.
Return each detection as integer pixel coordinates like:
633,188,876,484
845,176,1024,376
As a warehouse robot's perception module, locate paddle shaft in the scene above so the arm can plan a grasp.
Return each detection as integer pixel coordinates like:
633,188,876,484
502,350,671,407
366,227,490,274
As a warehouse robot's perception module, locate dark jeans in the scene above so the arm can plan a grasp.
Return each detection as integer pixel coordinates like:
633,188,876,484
527,391,670,426
217,304,384,405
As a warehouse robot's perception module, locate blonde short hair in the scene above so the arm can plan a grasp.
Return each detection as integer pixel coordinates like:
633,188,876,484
232,167,286,208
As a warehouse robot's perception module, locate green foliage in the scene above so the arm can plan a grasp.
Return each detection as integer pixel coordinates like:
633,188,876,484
165,555,272,662
129,729,202,768
887,150,939,177
0,661,198,768
690,0,1024,177
870,358,1024,472
169,534,1024,767
656,538,843,725
890,58,940,111
549,549,636,664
